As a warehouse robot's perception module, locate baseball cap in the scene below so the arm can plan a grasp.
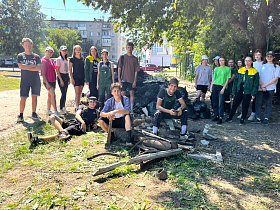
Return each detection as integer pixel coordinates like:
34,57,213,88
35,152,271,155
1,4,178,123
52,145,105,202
101,49,109,54
266,51,275,56
169,78,179,86
88,96,98,102
213,56,220,60
45,46,54,52
201,55,208,60
60,46,67,51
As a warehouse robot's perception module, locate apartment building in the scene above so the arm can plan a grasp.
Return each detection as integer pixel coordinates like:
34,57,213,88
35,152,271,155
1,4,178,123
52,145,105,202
48,18,124,61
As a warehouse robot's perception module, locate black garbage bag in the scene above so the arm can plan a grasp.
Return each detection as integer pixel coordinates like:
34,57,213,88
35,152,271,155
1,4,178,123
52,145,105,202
187,104,199,119
193,98,207,112
200,108,210,119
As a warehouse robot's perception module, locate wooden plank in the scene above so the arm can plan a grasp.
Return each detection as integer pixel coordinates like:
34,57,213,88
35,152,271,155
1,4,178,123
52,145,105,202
106,119,113,146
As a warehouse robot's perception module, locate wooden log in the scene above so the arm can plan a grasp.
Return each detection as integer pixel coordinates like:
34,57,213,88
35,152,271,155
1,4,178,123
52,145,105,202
92,148,183,176
106,119,113,146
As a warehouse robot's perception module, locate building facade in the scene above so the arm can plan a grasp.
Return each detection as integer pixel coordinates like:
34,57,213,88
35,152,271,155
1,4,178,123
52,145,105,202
48,18,124,61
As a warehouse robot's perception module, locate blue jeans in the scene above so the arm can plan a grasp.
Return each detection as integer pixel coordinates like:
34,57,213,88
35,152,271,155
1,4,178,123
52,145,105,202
212,85,225,118
255,90,274,119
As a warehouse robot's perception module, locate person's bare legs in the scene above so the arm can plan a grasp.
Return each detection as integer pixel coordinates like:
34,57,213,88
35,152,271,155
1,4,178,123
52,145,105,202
125,114,132,131
47,87,58,111
129,90,134,105
99,119,109,132
196,90,202,99
49,114,65,132
47,92,51,111
20,97,27,113
74,86,84,107
121,90,126,96
31,95,37,113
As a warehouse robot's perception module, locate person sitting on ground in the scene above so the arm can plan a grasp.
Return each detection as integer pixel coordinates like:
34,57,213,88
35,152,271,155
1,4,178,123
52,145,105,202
194,55,212,102
28,96,98,145
99,83,133,146
153,78,189,140
225,56,259,124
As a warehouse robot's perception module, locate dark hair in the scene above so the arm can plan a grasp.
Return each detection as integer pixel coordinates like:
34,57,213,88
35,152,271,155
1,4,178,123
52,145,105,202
237,59,243,67
263,54,277,67
245,56,253,67
110,82,122,91
228,58,235,62
127,42,134,47
254,49,262,55
59,51,68,61
219,56,227,66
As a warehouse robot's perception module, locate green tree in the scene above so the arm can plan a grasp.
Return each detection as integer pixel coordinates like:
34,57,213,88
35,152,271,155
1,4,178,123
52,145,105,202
44,27,83,58
0,0,46,57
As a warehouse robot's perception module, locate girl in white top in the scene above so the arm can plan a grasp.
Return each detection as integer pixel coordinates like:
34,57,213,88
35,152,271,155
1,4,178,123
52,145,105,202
56,46,70,115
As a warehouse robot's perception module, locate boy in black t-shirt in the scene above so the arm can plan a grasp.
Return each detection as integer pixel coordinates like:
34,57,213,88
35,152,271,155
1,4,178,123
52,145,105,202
27,97,98,145
153,78,189,139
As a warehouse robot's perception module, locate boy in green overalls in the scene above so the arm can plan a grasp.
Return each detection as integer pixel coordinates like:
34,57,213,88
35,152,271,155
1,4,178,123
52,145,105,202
97,49,115,110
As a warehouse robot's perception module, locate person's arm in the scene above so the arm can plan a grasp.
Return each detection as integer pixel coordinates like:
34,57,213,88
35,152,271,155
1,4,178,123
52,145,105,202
75,110,86,132
132,71,138,88
18,63,41,71
208,75,212,89
84,58,89,85
228,74,236,84
111,63,115,83
176,98,187,116
251,72,259,99
69,60,74,85
194,74,198,88
156,98,177,116
132,58,140,88
56,60,64,87
261,77,279,88
97,65,100,90
220,79,230,94
118,56,122,82
210,79,216,93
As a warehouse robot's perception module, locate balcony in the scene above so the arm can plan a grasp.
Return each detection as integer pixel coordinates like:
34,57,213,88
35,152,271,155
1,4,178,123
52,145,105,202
102,35,111,39
102,42,111,47
78,27,87,30
82,34,87,38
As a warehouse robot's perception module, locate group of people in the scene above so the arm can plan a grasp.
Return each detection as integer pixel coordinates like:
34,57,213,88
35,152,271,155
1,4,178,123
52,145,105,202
194,50,280,124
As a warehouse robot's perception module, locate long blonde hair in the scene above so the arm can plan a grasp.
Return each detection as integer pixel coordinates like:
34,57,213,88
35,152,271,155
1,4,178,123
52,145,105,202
72,45,83,58
89,46,100,60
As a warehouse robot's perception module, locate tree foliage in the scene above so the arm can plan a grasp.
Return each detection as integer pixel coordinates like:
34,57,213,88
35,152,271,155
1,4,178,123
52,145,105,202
43,27,83,58
0,0,46,56
77,0,280,61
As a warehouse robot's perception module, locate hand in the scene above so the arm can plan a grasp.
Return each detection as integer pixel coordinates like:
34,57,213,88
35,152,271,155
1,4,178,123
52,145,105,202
92,123,98,130
261,84,266,89
60,81,64,87
107,111,116,120
169,109,177,116
81,122,86,132
96,84,99,90
194,84,197,88
262,87,267,92
71,79,75,86
177,109,182,116
118,77,121,83
251,96,255,100
220,89,225,94
132,81,136,88
46,83,51,90
208,85,211,90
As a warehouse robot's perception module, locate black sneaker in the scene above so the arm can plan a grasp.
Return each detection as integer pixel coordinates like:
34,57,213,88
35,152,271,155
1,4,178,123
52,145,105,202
263,119,269,125
27,132,43,145
217,119,222,124
212,116,219,122
239,119,245,125
17,115,24,123
32,112,41,120
253,118,262,124
27,132,33,143
225,118,232,123
58,131,71,141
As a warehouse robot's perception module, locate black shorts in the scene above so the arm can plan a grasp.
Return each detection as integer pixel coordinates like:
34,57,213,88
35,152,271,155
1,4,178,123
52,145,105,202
20,75,41,98
43,82,56,89
196,85,208,93
62,119,83,135
121,82,134,91
74,77,85,86
100,116,127,128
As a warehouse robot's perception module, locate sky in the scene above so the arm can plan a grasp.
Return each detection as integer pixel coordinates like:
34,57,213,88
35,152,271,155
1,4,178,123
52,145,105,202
38,0,110,21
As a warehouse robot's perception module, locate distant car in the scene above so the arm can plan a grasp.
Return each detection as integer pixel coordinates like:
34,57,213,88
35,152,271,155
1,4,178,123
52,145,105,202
140,63,162,72
1,58,18,67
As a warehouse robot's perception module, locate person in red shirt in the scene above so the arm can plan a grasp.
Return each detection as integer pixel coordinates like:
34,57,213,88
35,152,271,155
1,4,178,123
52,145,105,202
41,46,60,117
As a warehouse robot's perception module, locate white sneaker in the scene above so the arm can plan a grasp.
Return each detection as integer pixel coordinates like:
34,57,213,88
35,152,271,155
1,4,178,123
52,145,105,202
237,113,242,119
46,110,52,116
54,111,61,117
248,114,255,121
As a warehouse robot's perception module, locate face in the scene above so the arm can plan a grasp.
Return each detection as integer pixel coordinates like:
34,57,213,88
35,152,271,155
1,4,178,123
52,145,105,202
91,48,97,57
88,100,97,109
74,47,81,56
266,54,274,63
201,59,208,65
168,83,178,94
237,61,242,67
126,45,133,53
23,41,32,51
101,52,108,59
228,60,234,68
214,59,219,65
244,57,253,67
219,58,225,66
61,49,67,56
111,87,121,98
254,52,262,61
45,50,53,58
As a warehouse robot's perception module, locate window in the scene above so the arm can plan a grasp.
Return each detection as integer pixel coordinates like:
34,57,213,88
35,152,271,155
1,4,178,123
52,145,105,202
53,23,57,28
68,23,72,28
112,55,115,59
79,23,86,27
97,40,100,44
102,39,111,43
81,31,87,36
103,24,110,28
112,48,115,52
89,32,93,36
89,24,93,28
97,24,100,28
111,32,115,37
97,32,100,36
112,40,115,44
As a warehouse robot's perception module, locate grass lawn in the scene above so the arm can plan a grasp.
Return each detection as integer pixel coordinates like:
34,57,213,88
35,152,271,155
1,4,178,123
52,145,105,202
0,72,20,91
